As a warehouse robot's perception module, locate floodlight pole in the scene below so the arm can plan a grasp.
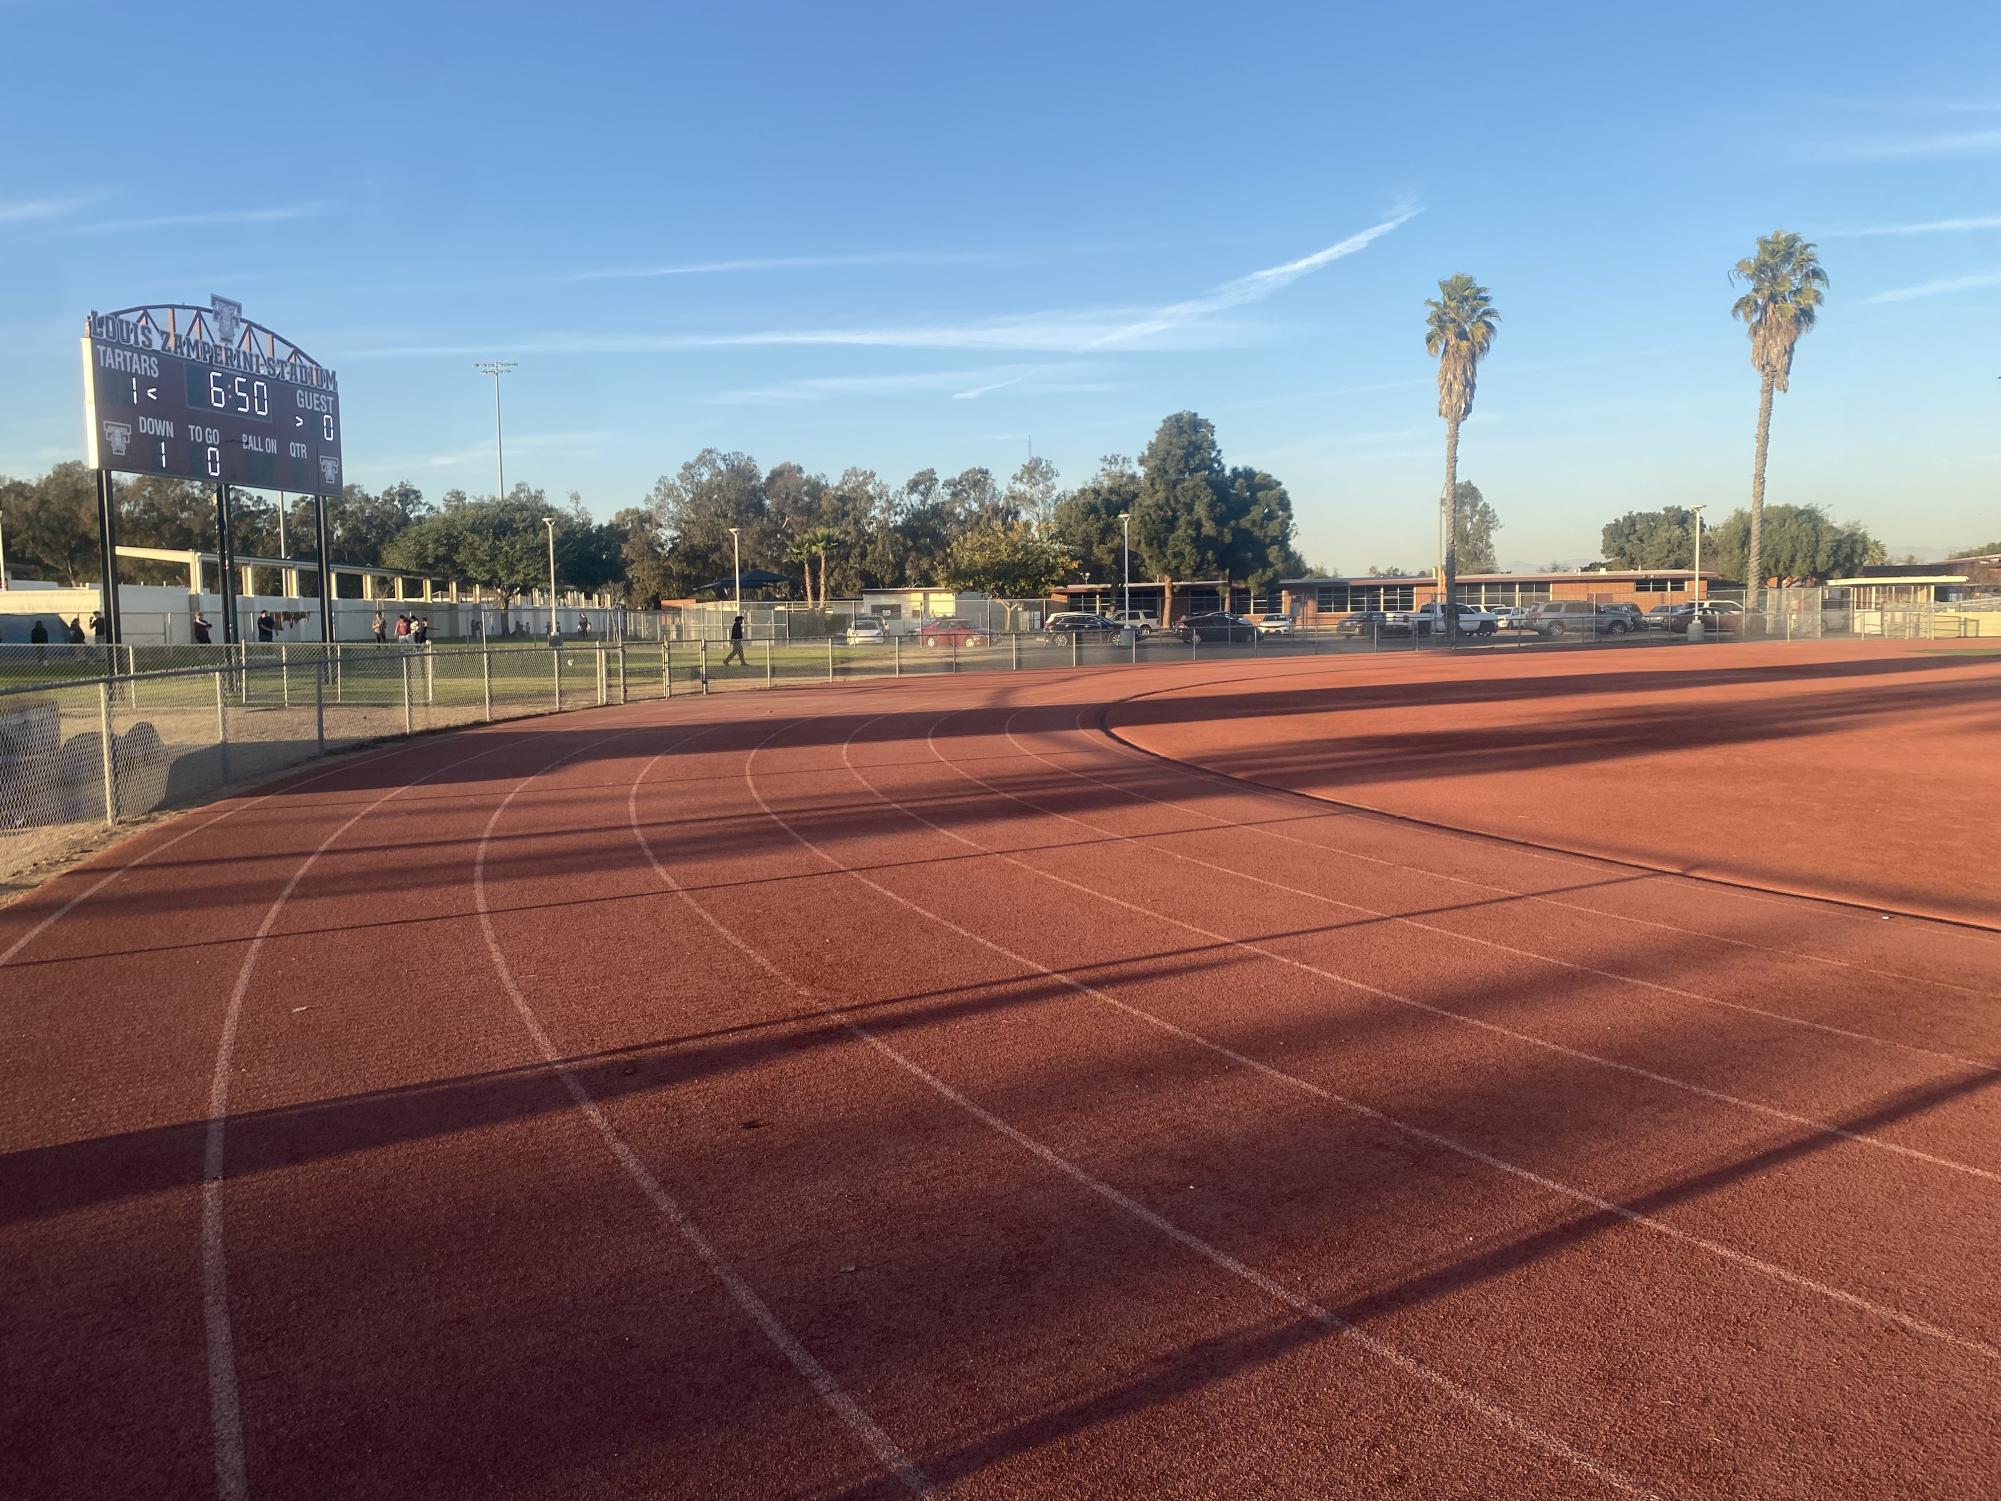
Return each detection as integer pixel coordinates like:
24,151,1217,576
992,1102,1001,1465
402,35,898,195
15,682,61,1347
0,506,8,590
475,361,516,503
729,526,742,614
1118,511,1131,623
1690,504,1706,603
543,516,558,638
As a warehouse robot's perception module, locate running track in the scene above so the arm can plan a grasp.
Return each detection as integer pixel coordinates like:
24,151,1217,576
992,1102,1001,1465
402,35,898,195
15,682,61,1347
3,651,1997,1499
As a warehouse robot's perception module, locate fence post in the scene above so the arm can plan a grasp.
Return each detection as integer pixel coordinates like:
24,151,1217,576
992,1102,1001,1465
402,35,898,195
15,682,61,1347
99,681,117,826
553,646,563,711
314,649,325,755
1011,634,1020,671
482,646,493,722
699,638,708,693
402,655,414,735
764,637,773,688
664,643,673,699
215,670,230,785
617,644,628,705
280,642,291,707
1073,634,1081,668
827,636,834,682
893,633,901,677
597,646,608,706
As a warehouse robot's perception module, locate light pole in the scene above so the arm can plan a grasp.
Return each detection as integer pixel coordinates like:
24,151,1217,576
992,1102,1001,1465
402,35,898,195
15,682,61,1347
1118,511,1131,623
0,507,8,590
1690,504,1707,603
728,526,741,616
543,515,558,639
475,361,516,503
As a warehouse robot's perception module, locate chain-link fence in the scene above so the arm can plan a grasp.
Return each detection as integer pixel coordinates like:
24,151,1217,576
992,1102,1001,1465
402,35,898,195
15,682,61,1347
8,591,1995,886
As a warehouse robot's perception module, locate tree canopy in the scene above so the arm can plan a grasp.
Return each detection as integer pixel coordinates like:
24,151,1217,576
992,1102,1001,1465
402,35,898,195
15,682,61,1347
1604,503,1879,583
1451,482,1501,572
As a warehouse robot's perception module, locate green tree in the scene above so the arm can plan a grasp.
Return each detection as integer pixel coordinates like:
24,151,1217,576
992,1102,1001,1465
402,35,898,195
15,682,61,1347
1134,412,1231,622
2,464,99,585
1047,455,1141,586
1953,540,2001,559
1731,230,1828,609
944,519,1072,597
644,449,771,598
383,488,555,609
1601,506,1701,570
327,480,431,567
613,505,672,607
1450,481,1501,573
1003,456,1063,531
1424,274,1499,632
1367,564,1419,578
1695,504,1878,585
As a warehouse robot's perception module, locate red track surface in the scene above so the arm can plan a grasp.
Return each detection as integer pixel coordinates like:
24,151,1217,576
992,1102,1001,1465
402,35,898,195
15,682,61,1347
3,645,1998,1500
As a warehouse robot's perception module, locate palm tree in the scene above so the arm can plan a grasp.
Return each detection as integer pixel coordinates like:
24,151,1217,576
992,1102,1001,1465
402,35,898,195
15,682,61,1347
783,532,818,607
804,527,844,609
1424,274,1499,640
1731,231,1827,617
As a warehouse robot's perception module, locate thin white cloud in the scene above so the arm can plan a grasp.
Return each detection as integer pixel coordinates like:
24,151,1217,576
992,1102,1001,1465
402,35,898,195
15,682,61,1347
1856,269,2001,304
952,376,1025,399
704,364,1101,406
568,250,996,281
1828,215,2001,237
65,203,326,234
371,430,610,471
1082,204,1422,349
1826,129,2001,161
0,194,94,224
350,206,1418,360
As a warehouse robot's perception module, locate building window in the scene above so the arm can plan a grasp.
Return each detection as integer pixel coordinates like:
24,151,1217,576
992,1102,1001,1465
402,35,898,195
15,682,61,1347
1315,585,1350,611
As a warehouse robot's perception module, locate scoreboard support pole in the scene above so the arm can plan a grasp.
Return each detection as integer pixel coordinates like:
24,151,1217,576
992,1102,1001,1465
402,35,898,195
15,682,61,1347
313,495,335,644
94,469,124,646
214,484,240,646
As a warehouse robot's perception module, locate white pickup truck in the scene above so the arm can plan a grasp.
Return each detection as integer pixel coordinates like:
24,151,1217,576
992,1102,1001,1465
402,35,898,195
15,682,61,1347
1386,602,1500,637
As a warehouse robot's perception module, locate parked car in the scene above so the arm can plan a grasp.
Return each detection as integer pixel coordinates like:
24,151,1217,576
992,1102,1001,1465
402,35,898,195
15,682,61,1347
1106,609,1158,634
1044,612,1124,644
1334,609,1402,637
1174,612,1261,644
1252,613,1294,635
1404,602,1499,637
1531,600,1637,637
1643,602,1691,630
1492,606,1537,630
1666,601,1745,636
844,618,889,646
918,617,986,648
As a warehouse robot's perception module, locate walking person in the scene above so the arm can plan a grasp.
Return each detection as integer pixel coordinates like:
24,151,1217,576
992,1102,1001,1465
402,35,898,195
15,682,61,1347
723,614,748,667
91,612,109,644
256,609,276,644
66,617,86,658
29,618,47,665
412,616,430,646
395,613,411,646
191,612,212,645
371,610,387,643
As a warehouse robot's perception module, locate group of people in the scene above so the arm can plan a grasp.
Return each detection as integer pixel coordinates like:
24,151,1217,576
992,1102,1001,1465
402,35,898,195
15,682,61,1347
17,616,91,664
371,612,436,646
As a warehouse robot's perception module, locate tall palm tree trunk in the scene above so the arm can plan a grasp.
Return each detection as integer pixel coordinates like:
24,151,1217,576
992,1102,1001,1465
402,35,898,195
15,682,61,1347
1746,373,1774,622
1440,418,1460,642
818,551,829,610
801,559,813,608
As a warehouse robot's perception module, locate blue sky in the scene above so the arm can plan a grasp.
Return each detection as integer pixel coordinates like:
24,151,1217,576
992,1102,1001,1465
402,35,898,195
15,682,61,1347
4,0,1999,569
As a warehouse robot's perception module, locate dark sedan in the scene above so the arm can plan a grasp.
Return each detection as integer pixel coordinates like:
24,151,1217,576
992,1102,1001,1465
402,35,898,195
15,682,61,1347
1333,609,1405,637
1174,612,1261,644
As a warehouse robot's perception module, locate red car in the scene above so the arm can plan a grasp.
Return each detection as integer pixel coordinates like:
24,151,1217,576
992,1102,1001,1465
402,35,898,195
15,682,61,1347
918,617,987,647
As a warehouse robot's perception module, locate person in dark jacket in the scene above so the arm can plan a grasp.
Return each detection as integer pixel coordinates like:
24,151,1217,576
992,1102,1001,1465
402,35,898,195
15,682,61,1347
29,618,47,664
91,612,109,643
723,614,748,667
191,613,212,645
256,610,275,643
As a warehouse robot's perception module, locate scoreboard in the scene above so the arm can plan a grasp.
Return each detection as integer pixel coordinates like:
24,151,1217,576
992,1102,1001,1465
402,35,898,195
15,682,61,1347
81,317,343,494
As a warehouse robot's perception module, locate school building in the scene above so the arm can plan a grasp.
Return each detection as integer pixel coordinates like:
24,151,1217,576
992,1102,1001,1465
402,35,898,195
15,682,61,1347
1279,569,1726,625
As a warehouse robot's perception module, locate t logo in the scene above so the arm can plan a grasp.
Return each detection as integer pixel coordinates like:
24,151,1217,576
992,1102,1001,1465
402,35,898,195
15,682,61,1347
319,456,341,486
211,295,243,350
101,420,132,457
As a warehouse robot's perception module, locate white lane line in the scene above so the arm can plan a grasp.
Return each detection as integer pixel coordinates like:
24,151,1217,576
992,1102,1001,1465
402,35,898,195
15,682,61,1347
1096,671,2001,962
695,712,1661,1500
475,724,930,1498
201,732,544,1501
997,707,1999,1075
0,738,426,970
915,709,1999,1188
831,710,2001,1363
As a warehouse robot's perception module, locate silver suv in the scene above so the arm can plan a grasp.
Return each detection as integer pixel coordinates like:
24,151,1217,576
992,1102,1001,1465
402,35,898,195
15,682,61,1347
1531,600,1639,637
